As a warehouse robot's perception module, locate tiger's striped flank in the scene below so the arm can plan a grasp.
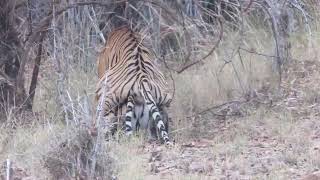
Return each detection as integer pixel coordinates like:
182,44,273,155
94,27,172,144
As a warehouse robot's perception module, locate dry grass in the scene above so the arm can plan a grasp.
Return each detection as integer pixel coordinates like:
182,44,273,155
0,122,62,178
170,28,277,141
108,135,146,180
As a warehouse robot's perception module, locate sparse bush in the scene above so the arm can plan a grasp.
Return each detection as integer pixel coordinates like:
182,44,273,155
44,128,114,179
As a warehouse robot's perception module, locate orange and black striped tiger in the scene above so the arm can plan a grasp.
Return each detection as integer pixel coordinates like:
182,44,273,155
95,27,172,144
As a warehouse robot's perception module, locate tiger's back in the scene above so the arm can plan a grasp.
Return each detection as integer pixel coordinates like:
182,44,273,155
96,27,171,107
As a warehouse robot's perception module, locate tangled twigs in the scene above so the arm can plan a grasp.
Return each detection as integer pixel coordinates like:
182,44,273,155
239,47,278,59
188,99,246,119
177,18,223,74
26,1,128,43
242,0,254,13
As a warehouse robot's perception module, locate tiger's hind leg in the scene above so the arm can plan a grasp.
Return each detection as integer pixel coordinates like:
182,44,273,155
160,107,175,144
125,94,135,135
148,108,168,142
160,107,169,133
143,92,171,145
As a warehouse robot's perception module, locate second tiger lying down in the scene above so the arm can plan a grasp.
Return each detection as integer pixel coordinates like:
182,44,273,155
94,27,172,144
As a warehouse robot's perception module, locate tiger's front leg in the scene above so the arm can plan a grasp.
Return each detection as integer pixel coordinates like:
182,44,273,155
97,93,121,139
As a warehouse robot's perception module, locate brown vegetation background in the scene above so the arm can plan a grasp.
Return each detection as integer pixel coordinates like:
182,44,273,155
0,0,319,179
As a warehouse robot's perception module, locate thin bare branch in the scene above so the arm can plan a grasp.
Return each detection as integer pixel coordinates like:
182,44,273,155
90,72,110,179
177,18,223,74
243,0,254,13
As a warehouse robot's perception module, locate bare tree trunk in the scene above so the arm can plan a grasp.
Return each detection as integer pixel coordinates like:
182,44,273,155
265,0,291,84
278,7,291,67
0,0,28,115
28,33,45,109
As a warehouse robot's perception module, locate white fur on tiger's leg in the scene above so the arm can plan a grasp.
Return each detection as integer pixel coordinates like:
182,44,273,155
142,88,172,145
159,108,175,146
150,103,171,144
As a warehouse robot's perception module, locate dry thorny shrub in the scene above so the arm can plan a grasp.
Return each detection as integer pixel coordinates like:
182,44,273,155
44,128,114,179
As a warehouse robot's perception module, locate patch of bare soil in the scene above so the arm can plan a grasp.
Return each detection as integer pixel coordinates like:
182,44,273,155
139,59,320,179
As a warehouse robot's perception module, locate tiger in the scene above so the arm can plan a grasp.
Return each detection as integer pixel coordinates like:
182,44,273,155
94,26,172,145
